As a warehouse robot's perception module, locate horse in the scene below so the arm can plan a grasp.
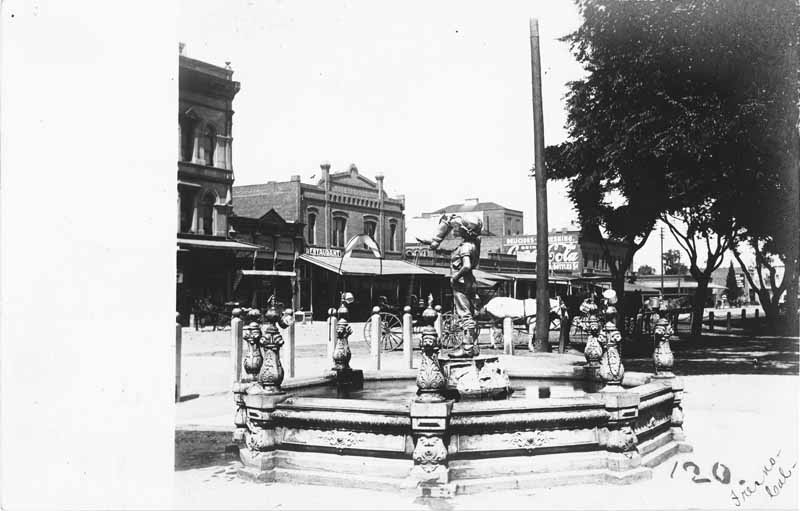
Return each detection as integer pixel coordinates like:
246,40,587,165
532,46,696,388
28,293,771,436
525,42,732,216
479,297,562,349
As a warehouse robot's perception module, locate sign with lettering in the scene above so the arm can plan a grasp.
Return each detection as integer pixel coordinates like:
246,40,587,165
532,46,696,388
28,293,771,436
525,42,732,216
306,247,342,258
504,233,580,272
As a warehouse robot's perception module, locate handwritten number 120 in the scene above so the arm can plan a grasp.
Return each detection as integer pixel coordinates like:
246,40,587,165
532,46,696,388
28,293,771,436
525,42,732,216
672,461,731,485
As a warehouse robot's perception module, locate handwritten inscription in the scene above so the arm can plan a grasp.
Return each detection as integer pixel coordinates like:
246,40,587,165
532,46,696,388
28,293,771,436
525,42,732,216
727,450,796,507
668,450,796,507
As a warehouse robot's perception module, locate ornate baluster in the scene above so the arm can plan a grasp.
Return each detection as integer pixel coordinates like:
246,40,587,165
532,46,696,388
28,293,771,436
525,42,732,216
255,298,287,394
416,297,446,403
653,306,675,378
332,297,353,373
580,298,603,367
598,305,625,389
242,308,263,383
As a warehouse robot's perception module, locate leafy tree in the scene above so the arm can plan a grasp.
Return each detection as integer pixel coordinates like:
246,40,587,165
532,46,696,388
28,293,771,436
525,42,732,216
662,250,688,276
725,261,742,302
637,264,655,276
548,0,799,334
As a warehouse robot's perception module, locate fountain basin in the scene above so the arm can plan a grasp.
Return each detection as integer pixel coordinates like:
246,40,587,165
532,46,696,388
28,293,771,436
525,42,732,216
233,362,691,496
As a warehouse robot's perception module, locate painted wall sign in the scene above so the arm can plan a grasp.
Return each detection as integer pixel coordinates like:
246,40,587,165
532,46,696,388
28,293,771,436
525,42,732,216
306,247,343,258
503,233,580,271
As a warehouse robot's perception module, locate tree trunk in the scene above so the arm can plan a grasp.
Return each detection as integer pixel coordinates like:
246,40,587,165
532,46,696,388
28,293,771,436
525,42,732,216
690,275,710,337
761,289,780,335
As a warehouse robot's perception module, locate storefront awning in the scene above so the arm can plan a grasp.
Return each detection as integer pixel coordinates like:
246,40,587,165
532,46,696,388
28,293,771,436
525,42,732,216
177,238,261,251
420,266,510,287
638,281,727,290
496,273,577,284
239,269,296,277
299,254,433,276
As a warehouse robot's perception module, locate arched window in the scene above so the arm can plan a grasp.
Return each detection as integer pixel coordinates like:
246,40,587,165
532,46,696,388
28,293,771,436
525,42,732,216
389,221,397,252
332,216,347,248
198,192,216,235
201,125,216,166
307,212,317,245
179,117,196,161
363,217,377,249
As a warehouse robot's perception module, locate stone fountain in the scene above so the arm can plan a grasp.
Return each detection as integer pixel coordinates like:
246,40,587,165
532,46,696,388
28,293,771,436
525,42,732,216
230,222,691,496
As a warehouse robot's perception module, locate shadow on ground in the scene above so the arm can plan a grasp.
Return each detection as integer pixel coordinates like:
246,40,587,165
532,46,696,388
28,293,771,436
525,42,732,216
175,430,239,471
566,333,799,376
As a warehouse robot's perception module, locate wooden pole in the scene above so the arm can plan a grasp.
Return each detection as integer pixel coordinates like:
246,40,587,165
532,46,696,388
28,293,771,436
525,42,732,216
503,316,514,355
530,18,550,352
327,307,337,362
285,309,295,378
175,312,182,402
371,306,382,370
231,309,243,383
402,306,413,369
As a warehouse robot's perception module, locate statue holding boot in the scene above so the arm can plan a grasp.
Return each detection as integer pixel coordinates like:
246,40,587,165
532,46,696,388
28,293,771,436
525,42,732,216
418,213,483,358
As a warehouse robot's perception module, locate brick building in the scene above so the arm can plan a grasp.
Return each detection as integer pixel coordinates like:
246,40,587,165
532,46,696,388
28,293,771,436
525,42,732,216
234,162,406,257
407,198,524,258
233,163,426,319
176,46,259,323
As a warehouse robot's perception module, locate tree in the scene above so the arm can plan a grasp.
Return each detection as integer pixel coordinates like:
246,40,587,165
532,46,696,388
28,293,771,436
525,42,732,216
637,264,655,276
548,0,799,335
725,261,741,303
662,250,688,276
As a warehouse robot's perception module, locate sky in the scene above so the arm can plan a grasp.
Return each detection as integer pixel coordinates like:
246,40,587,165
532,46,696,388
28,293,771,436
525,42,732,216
178,0,706,271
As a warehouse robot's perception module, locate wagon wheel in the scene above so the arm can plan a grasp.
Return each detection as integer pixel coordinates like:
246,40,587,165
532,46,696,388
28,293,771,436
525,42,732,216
439,312,463,349
363,312,403,352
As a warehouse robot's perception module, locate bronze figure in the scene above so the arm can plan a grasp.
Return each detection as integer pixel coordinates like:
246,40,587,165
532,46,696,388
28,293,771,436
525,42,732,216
418,213,483,358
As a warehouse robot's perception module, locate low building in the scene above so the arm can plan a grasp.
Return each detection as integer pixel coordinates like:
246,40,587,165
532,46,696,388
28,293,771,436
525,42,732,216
228,208,304,311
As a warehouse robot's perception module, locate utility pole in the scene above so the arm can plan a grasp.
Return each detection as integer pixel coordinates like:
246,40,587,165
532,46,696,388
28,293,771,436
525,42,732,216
660,226,665,296
530,18,550,352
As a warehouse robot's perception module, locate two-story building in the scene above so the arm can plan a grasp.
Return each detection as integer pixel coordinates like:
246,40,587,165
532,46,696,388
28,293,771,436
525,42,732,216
233,163,430,320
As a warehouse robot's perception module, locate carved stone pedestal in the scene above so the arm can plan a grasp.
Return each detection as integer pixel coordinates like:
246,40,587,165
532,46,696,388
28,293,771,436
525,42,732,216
410,400,452,495
601,390,642,473
439,355,511,400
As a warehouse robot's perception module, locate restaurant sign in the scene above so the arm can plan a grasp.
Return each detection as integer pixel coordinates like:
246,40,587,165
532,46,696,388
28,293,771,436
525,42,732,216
504,233,581,272
306,247,342,258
